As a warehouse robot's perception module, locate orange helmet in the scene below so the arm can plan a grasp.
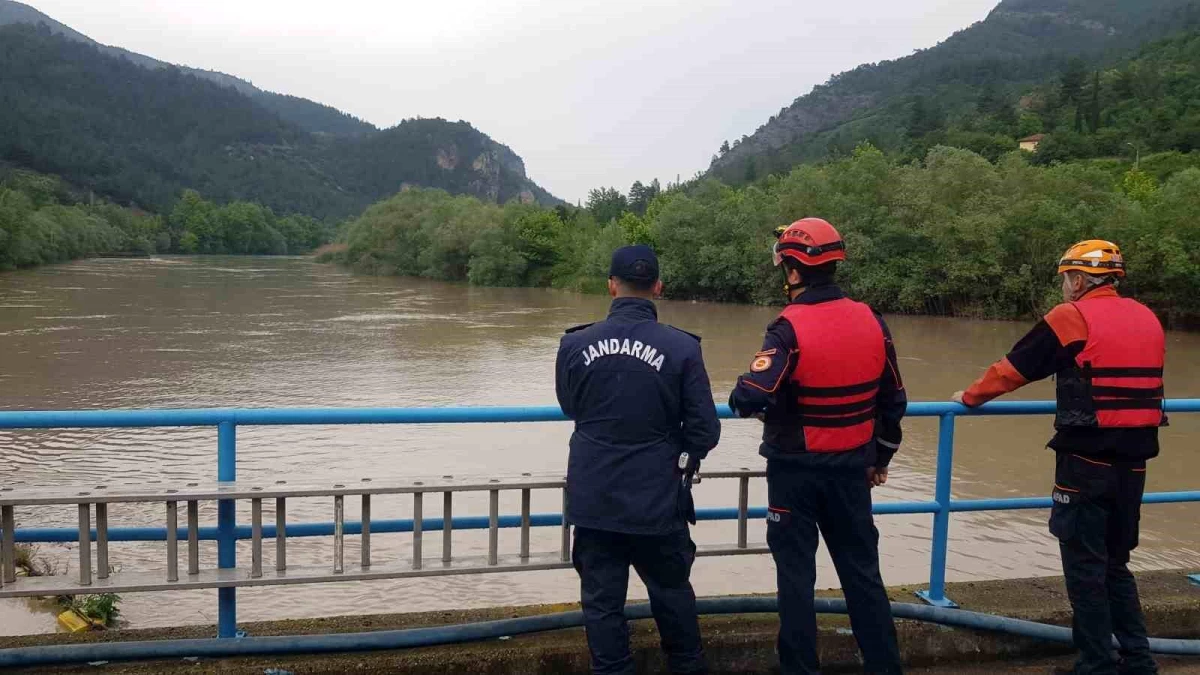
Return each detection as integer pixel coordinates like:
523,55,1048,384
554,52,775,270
1057,240,1126,277
773,218,846,268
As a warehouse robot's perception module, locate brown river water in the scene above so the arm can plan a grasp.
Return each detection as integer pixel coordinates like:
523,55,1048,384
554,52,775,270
0,256,1198,635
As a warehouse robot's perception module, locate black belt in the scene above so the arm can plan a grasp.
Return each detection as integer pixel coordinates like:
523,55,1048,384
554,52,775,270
794,379,880,397
1087,367,1163,378
1092,399,1163,411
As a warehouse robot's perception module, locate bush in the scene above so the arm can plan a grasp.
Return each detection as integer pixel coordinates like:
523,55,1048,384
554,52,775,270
335,149,1200,326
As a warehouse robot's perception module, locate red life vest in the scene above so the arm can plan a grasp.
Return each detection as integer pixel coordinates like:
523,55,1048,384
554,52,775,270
779,299,884,453
1054,295,1165,429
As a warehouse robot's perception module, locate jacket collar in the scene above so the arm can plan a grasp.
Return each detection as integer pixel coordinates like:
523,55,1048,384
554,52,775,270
608,296,659,321
1076,285,1120,302
790,282,847,305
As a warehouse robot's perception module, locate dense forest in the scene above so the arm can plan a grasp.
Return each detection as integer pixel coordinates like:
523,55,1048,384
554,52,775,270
331,143,1200,327
0,0,376,137
0,167,331,269
710,0,1200,182
877,29,1200,172
0,24,557,221
1017,31,1200,165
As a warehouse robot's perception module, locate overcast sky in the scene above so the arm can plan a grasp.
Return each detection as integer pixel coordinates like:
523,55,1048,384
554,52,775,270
28,0,999,203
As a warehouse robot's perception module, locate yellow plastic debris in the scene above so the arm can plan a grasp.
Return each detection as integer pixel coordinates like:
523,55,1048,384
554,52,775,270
56,609,91,633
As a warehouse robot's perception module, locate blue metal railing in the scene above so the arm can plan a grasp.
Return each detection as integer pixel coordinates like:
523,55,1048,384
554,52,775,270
2,400,1199,633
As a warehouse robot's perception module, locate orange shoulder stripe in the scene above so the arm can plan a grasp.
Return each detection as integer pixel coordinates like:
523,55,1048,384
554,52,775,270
1044,303,1088,347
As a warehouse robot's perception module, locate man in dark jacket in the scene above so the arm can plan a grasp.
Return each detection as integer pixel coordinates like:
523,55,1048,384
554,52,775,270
728,219,906,675
556,244,721,675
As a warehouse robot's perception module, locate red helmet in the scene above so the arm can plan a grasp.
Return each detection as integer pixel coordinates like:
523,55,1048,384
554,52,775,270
773,218,846,267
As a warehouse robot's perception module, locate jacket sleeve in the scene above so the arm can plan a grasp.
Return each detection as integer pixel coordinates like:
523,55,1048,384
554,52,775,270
961,304,1085,407
680,344,721,459
555,337,577,419
874,314,907,468
728,319,798,418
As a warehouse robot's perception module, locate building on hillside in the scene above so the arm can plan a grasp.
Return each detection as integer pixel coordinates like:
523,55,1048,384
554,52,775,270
1019,134,1046,152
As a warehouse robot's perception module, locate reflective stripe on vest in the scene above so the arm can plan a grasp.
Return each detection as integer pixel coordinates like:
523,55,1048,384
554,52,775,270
780,298,885,453
1055,296,1165,429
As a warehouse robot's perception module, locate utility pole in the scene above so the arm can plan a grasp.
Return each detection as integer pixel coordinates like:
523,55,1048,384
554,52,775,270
1126,142,1140,171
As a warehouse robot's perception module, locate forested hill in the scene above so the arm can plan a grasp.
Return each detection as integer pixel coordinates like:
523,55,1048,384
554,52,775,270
0,21,560,219
0,0,374,137
709,0,1200,183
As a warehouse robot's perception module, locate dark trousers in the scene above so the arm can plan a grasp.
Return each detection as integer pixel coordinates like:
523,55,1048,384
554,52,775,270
766,463,902,675
1050,453,1158,675
572,526,706,675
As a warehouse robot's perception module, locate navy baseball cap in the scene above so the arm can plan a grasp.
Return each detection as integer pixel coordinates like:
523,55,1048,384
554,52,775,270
609,245,659,283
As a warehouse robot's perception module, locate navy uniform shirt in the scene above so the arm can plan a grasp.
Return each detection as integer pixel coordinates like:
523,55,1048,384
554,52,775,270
556,297,721,535
728,283,907,470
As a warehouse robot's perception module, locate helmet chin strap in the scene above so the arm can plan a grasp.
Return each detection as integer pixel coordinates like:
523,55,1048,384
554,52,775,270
782,267,806,299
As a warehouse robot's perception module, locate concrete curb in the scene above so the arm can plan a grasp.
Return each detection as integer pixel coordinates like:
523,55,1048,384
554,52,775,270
4,570,1199,673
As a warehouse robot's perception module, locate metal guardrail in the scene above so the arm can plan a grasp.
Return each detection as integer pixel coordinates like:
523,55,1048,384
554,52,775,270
0,472,767,598
1,400,1198,638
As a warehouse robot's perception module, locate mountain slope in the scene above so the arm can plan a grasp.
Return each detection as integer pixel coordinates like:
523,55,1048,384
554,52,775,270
321,119,560,207
0,22,559,218
1020,28,1200,165
710,0,1200,181
0,0,374,137
0,23,353,217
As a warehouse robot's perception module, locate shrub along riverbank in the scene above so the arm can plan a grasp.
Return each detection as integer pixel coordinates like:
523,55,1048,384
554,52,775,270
327,145,1200,327
0,169,334,270
0,170,165,269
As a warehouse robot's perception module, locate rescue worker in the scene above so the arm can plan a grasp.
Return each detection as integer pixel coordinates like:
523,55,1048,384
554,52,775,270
728,218,906,675
951,240,1163,675
556,244,721,675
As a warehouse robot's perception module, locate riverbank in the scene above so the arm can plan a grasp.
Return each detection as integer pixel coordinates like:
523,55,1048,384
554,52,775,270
331,148,1200,327
4,570,1198,673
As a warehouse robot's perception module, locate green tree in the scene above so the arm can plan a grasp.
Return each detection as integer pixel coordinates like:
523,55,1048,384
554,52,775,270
586,187,628,225
179,231,200,253
978,83,1005,117
907,96,946,139
1060,58,1088,105
170,190,220,252
744,158,759,182
617,212,654,247
1087,71,1103,133
509,207,564,285
628,179,661,216
1120,167,1159,203
1031,132,1096,165
1018,113,1045,138
977,83,1016,129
